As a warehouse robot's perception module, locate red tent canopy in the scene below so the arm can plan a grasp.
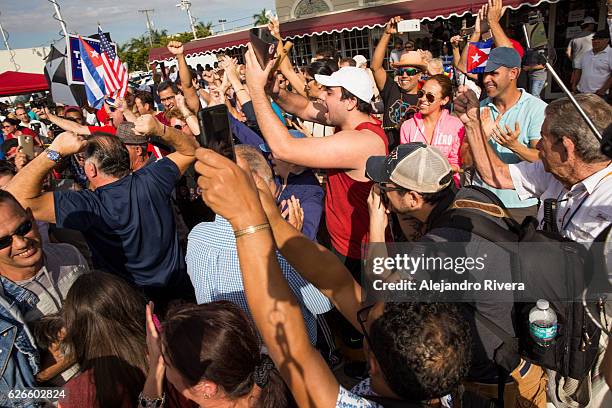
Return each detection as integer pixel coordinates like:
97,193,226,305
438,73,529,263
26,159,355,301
0,71,49,97
148,0,555,63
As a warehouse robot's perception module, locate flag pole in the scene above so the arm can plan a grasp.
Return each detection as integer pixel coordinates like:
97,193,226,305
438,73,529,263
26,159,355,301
522,24,602,141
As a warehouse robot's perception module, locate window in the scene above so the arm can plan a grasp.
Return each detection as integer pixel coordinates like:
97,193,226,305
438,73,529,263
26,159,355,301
224,46,246,64
343,28,370,59
314,33,342,57
292,0,332,19
290,37,314,67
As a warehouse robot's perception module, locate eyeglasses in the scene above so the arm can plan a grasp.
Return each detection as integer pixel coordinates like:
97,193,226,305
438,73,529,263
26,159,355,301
395,67,421,77
0,220,33,249
377,183,405,194
417,90,437,103
173,122,188,130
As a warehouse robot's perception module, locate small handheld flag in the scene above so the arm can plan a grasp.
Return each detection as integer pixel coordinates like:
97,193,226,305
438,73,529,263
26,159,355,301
78,37,106,109
466,38,493,74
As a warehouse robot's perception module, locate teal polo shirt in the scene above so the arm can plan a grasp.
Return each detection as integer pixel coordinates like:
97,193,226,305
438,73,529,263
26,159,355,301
473,89,547,208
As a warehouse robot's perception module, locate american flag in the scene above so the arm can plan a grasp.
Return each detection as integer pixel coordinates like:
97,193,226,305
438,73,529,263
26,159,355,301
97,26,127,98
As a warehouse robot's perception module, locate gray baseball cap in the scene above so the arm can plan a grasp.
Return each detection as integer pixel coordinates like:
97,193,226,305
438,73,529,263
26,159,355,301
365,143,453,194
484,47,522,73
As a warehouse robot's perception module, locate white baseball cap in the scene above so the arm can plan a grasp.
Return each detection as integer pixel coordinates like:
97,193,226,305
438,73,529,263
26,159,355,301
353,54,367,66
315,67,374,103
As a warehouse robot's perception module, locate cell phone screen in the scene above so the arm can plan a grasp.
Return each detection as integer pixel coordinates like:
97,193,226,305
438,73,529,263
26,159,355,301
196,105,236,161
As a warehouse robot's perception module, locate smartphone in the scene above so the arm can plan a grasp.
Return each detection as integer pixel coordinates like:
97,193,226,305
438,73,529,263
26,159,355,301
249,27,278,69
17,135,34,160
196,105,235,161
397,19,420,33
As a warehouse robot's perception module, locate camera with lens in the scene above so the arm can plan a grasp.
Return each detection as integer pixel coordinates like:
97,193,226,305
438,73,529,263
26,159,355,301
31,94,56,110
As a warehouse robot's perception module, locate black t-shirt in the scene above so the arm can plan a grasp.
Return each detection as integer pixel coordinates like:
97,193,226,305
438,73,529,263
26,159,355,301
54,157,185,288
379,76,419,149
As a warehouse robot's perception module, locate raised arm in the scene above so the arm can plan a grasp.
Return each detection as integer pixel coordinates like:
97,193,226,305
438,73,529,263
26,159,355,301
245,45,384,169
454,87,514,189
5,132,88,223
195,149,340,408
458,8,485,74
372,17,400,91
486,0,514,49
44,107,91,135
167,41,201,113
133,114,198,175
271,77,331,125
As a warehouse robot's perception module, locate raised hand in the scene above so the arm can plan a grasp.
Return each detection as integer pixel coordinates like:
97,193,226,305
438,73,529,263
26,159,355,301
133,114,162,137
486,0,504,24
244,43,276,93
385,16,402,35
49,132,88,157
454,86,480,124
167,41,184,56
194,148,267,230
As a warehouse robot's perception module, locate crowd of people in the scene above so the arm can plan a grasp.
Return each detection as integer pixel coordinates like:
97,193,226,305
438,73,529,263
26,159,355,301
0,0,611,407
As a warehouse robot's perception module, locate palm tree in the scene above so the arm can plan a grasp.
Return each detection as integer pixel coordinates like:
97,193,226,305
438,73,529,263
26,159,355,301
253,9,268,26
195,21,213,38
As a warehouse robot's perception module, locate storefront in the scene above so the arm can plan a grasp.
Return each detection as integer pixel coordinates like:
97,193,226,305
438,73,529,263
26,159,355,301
148,0,609,99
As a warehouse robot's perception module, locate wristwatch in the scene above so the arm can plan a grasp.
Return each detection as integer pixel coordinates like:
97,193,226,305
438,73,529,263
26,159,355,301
45,148,62,163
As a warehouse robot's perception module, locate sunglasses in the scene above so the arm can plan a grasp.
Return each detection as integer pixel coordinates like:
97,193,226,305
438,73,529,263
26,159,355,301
395,67,421,77
0,220,33,249
417,90,437,103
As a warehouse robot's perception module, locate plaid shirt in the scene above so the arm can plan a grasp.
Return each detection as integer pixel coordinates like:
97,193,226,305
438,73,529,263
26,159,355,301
186,216,332,344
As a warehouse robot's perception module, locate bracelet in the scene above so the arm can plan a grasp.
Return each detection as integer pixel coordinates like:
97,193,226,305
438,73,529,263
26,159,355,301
138,392,165,408
234,223,271,239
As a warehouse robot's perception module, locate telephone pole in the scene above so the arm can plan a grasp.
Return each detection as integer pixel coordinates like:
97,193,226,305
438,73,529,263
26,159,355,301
139,9,155,47
177,0,198,40
218,19,227,33
0,16,19,71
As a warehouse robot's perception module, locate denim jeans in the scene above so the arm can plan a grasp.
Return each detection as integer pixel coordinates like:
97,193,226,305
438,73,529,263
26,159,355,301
530,79,546,99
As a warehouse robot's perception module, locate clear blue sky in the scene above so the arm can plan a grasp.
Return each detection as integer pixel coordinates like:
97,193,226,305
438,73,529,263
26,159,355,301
1,0,275,49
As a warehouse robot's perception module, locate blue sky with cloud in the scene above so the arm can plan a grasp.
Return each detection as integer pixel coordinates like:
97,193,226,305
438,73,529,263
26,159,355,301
1,0,274,49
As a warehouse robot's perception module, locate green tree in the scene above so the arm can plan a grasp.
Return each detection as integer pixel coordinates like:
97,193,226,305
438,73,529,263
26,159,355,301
253,9,268,26
118,24,213,72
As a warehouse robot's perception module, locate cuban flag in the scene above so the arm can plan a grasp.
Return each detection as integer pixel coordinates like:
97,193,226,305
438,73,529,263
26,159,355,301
466,38,494,74
78,37,106,109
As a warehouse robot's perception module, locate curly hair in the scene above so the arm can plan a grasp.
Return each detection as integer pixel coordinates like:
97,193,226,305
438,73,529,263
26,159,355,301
369,302,471,400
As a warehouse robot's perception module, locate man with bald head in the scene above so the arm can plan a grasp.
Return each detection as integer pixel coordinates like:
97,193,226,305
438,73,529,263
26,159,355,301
5,115,199,309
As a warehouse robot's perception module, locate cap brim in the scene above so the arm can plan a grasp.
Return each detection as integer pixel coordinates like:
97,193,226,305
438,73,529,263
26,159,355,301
484,62,502,73
314,74,340,88
365,156,389,183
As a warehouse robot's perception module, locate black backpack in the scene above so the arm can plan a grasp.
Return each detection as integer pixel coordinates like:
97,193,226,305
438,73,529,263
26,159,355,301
430,186,603,382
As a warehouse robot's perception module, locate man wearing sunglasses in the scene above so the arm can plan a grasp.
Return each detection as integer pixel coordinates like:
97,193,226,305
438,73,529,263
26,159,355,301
372,16,427,149
0,189,88,387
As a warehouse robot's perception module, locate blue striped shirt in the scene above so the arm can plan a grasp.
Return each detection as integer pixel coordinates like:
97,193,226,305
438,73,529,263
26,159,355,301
186,216,332,344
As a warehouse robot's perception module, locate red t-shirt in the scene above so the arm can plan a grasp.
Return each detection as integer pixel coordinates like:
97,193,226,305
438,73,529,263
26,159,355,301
325,118,389,259
87,125,116,135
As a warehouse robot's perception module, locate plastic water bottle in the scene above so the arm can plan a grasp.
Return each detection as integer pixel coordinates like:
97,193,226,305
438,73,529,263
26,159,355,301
529,299,557,347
